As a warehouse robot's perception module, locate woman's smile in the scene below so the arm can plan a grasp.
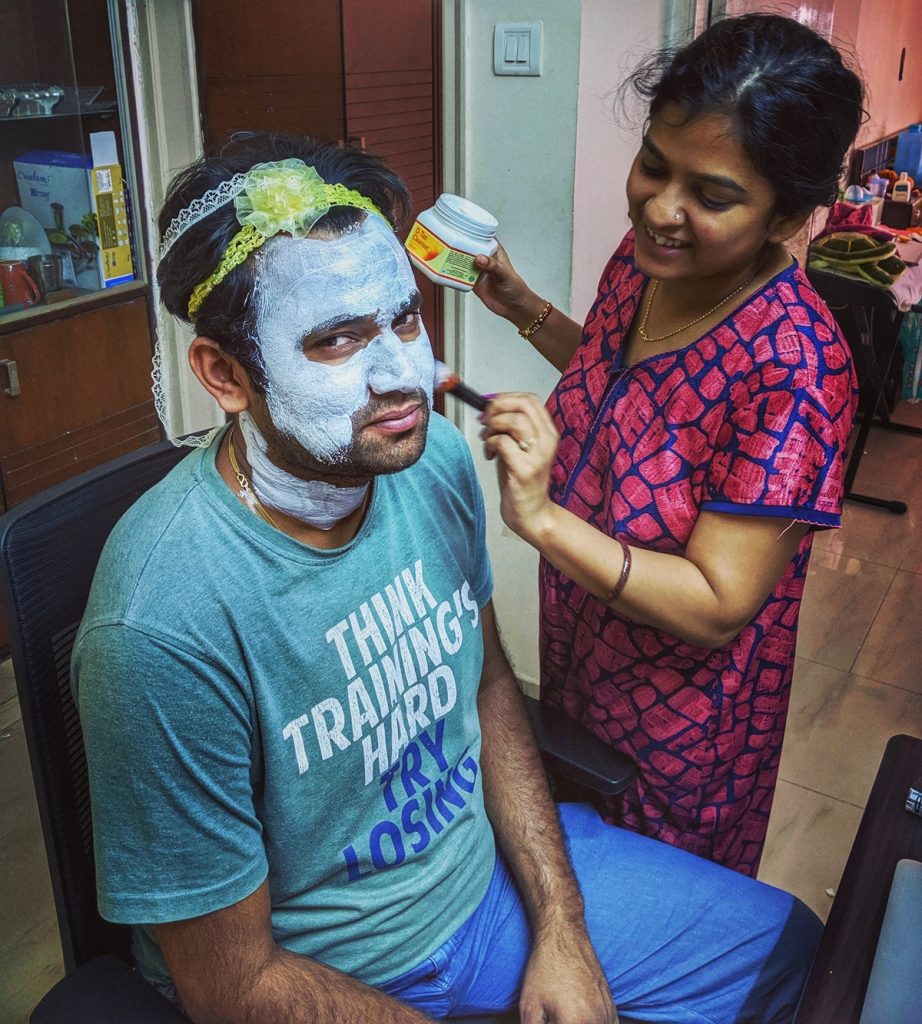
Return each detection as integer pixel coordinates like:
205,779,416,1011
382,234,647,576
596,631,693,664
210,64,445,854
644,225,690,250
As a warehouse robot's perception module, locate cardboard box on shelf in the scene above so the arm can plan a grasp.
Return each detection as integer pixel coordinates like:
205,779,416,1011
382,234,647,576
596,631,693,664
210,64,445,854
13,131,135,292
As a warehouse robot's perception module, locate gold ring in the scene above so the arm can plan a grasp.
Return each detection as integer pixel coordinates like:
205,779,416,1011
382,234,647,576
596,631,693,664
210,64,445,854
518,436,537,452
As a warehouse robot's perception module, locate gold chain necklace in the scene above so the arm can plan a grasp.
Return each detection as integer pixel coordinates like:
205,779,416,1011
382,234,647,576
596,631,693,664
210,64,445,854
227,429,281,530
637,267,761,344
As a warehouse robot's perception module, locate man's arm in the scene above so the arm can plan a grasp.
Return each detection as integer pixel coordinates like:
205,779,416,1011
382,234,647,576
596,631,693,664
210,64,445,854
477,601,616,1024
153,881,433,1024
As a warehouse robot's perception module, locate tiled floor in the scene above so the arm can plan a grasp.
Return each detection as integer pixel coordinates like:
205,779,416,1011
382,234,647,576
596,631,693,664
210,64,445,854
758,401,922,913
1,406,921,1024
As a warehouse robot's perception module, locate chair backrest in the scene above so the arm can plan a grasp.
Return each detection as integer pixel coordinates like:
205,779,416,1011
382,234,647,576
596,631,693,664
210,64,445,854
0,441,189,972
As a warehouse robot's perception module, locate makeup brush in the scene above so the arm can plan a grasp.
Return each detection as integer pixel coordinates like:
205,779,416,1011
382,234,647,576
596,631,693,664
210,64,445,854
434,360,490,412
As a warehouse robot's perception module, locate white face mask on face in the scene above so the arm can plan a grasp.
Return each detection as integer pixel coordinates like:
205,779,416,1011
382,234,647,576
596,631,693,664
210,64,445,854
252,215,435,464
237,410,368,530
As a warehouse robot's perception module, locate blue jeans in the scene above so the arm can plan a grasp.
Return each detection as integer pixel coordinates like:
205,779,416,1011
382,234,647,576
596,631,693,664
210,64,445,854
380,803,821,1023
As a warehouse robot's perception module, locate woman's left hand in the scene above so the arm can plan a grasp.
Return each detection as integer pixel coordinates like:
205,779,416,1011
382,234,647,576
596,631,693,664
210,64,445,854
481,392,559,546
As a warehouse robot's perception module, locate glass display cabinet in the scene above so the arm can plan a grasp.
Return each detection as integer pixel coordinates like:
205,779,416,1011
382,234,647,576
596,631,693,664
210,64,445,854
0,0,159,524
0,0,145,321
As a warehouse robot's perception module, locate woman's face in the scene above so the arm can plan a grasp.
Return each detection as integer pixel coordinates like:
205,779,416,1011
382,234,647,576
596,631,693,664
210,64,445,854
626,103,798,287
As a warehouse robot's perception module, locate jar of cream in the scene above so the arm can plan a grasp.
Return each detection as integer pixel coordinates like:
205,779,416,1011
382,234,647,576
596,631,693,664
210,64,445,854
404,193,498,291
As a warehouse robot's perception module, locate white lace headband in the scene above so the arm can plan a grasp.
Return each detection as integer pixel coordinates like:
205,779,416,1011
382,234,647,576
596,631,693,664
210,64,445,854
153,158,387,448
158,172,248,259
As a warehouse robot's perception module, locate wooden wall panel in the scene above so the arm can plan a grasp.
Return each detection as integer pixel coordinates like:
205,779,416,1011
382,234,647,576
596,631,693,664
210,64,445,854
195,0,345,148
342,0,442,357
204,74,346,145
193,0,443,354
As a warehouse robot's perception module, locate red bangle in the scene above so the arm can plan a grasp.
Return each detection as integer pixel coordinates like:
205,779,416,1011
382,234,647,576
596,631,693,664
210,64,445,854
606,539,632,603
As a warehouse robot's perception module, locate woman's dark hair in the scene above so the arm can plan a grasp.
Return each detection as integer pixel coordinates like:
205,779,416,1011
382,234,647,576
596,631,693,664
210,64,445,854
627,14,865,218
157,131,412,391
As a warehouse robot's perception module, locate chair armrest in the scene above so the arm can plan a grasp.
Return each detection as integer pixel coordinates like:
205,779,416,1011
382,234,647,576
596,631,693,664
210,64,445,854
524,695,637,797
31,955,186,1024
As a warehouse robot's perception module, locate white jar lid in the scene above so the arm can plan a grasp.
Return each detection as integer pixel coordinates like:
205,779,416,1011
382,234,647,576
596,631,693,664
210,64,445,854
435,193,498,237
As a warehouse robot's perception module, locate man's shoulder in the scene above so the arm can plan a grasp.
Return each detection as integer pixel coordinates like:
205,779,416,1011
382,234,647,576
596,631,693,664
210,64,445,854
410,412,478,492
111,445,207,544
83,446,214,621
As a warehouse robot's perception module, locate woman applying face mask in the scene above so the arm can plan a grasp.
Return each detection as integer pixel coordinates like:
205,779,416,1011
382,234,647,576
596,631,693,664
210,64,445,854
473,14,865,876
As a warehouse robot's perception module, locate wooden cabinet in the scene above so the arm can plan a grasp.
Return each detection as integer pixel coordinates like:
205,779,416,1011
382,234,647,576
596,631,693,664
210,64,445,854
0,0,157,514
0,294,160,512
0,1,159,653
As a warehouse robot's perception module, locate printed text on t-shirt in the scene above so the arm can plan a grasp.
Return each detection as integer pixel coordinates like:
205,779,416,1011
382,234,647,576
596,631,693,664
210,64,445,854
280,558,479,786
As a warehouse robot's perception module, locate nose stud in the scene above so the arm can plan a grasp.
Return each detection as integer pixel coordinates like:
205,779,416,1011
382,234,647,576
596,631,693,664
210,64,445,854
674,211,681,221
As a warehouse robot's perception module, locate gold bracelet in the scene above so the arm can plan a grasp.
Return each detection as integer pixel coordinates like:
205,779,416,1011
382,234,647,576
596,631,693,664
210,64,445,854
518,301,553,340
606,539,632,604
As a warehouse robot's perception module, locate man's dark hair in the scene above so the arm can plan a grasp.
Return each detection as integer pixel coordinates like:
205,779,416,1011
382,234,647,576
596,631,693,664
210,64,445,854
627,14,866,218
157,131,412,391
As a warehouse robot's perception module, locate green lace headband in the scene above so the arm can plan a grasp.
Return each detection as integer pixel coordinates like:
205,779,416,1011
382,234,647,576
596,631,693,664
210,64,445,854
159,158,387,319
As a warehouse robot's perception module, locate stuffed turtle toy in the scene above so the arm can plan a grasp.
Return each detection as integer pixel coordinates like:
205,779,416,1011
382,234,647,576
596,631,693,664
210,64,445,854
809,231,907,288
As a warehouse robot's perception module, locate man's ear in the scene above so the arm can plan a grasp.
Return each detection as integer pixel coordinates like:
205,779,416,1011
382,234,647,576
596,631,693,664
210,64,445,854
767,208,812,245
188,336,252,414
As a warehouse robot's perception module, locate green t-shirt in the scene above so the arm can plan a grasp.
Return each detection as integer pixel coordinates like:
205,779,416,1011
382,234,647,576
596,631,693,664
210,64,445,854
72,414,495,987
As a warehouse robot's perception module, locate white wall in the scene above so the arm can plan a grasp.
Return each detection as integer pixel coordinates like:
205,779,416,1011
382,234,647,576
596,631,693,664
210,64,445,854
442,0,583,688
443,0,668,688
570,0,665,322
126,0,222,439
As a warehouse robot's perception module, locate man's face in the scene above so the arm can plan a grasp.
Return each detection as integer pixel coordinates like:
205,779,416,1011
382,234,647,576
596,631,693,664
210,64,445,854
250,216,434,480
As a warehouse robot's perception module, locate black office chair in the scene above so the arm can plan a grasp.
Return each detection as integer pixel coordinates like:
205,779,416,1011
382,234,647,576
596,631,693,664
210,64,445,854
0,440,636,1023
807,265,922,514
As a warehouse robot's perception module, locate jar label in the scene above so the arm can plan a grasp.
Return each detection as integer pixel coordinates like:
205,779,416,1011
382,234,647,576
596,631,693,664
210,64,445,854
405,221,479,285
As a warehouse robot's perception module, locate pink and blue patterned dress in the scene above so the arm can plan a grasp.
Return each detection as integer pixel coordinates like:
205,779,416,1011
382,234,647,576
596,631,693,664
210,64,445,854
542,233,857,875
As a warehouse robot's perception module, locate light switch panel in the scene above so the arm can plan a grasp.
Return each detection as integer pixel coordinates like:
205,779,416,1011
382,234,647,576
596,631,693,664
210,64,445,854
494,22,542,77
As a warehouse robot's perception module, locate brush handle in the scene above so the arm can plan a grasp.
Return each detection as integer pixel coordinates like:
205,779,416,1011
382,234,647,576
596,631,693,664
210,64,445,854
448,380,489,412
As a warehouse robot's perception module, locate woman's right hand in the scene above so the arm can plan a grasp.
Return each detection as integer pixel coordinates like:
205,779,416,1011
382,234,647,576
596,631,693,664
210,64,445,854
473,243,543,326
480,391,559,547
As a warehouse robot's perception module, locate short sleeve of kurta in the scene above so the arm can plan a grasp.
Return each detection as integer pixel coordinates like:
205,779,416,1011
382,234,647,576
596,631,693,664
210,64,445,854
702,314,854,527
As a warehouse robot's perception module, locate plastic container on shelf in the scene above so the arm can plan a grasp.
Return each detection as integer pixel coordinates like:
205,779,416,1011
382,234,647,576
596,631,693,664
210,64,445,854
892,172,913,203
867,174,888,198
404,193,498,291
894,123,922,182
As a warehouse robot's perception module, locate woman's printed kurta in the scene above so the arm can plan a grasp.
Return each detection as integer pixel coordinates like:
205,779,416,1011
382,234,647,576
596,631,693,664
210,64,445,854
542,233,857,875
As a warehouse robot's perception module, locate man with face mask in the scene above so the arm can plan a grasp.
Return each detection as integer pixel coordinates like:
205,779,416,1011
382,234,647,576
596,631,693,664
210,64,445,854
73,133,823,1024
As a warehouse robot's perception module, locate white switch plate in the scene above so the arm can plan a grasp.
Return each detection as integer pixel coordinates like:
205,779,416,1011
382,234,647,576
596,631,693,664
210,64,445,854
494,21,542,76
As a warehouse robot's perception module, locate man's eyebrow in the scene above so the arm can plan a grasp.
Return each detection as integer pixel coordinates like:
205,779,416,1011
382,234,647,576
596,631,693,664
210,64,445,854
303,290,423,339
642,134,747,194
397,290,422,316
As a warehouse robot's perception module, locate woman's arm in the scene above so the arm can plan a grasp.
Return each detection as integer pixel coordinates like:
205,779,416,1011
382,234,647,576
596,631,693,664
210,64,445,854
473,246,583,373
482,393,808,649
